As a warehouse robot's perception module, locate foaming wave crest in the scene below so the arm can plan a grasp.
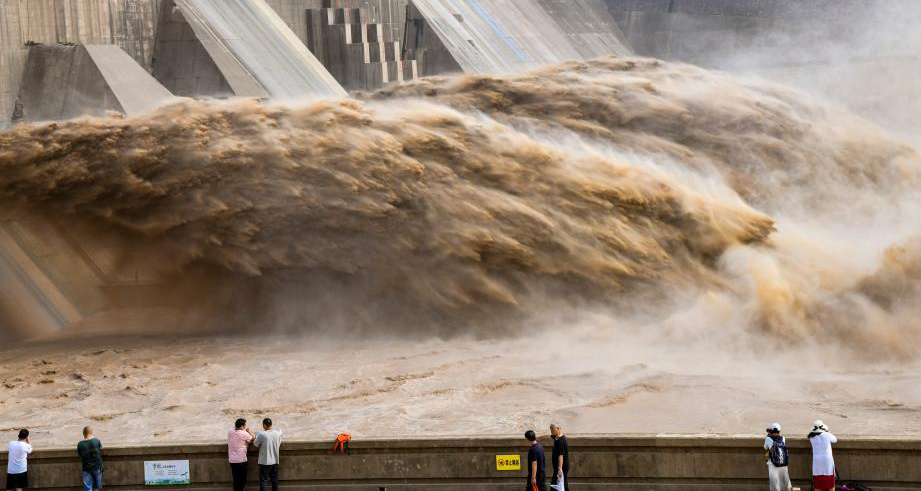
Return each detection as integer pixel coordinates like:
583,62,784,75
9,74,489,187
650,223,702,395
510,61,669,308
1,58,920,353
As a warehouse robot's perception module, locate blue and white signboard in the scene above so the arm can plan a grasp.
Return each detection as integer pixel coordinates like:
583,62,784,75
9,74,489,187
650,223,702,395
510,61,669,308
144,460,191,485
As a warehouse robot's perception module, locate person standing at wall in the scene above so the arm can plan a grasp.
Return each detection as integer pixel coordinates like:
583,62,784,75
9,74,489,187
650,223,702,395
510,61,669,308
549,424,569,491
253,418,282,491
763,423,791,491
6,429,32,491
77,427,104,491
525,430,545,491
808,420,838,491
228,418,255,491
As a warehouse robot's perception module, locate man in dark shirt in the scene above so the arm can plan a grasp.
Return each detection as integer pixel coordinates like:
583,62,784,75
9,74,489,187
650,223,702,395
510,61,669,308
550,424,570,491
525,430,545,491
76,427,103,491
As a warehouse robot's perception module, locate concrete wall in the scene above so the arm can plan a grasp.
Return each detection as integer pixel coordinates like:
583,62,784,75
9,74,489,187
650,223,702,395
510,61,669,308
0,0,161,128
17,44,171,122
151,0,236,98
2,436,921,490
406,0,629,75
306,4,416,90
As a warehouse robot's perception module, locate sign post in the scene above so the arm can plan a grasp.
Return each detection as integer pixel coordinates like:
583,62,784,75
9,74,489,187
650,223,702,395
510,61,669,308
144,460,191,485
496,454,522,471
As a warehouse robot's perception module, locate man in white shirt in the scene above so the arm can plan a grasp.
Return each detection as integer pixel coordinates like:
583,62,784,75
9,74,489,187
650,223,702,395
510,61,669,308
253,418,282,491
7,429,33,491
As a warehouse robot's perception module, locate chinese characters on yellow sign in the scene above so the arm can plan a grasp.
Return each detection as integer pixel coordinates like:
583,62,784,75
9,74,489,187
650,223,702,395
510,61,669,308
496,454,522,471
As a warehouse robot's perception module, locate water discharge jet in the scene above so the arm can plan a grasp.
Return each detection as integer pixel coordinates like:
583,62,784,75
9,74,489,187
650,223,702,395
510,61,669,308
0,57,919,356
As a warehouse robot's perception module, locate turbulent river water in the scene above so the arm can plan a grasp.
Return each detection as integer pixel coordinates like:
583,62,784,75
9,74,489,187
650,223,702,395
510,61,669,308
2,57,921,353
4,57,921,445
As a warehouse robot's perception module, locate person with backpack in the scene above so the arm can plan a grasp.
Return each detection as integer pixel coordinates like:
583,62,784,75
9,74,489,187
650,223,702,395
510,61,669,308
763,423,791,491
76,427,103,491
808,420,837,491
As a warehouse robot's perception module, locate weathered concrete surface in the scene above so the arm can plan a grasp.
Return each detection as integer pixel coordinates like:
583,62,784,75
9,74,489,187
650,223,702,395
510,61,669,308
1,436,921,490
0,0,162,127
306,4,416,90
17,44,171,122
404,0,630,76
17,45,121,122
0,224,79,340
84,45,173,115
153,0,266,98
172,0,346,98
0,211,114,341
534,0,630,60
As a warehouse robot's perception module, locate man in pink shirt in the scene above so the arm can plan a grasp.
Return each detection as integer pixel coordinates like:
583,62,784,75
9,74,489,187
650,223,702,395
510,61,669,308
228,419,255,491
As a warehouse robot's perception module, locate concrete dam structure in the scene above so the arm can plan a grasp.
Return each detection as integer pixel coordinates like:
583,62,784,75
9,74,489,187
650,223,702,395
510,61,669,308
1,0,631,124
4,1,921,485
17,44,173,122
404,0,629,75
0,0,632,340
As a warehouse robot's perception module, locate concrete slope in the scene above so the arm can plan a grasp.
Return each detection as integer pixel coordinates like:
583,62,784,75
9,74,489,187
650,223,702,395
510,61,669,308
408,0,581,73
18,44,173,122
84,44,174,116
535,0,631,59
17,45,120,122
407,0,630,75
0,224,81,341
175,0,347,98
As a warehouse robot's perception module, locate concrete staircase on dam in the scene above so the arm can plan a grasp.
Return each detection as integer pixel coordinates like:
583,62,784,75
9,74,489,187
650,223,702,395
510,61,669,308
306,2,419,91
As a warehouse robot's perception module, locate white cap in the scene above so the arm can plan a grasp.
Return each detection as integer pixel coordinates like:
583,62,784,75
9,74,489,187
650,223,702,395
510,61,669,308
813,420,828,432
769,422,782,432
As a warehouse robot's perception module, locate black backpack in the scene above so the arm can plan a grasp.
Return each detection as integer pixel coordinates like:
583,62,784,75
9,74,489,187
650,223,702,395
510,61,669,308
768,435,789,467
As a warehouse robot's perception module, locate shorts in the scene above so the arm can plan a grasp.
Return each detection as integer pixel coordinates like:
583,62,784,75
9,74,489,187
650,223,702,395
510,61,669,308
813,474,836,489
82,469,103,491
6,472,28,490
768,464,791,491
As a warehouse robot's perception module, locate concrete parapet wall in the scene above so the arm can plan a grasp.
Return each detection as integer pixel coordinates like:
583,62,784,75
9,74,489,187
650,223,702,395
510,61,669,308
2,436,920,490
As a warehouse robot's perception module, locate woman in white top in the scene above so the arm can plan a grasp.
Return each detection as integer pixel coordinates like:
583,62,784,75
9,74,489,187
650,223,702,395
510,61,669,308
763,422,792,491
808,420,838,491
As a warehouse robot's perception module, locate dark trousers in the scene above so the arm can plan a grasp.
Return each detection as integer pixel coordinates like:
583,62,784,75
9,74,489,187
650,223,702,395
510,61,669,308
258,465,278,491
230,462,248,491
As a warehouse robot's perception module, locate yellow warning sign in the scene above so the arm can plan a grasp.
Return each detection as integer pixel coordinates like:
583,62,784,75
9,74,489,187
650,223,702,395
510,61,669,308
496,454,522,471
